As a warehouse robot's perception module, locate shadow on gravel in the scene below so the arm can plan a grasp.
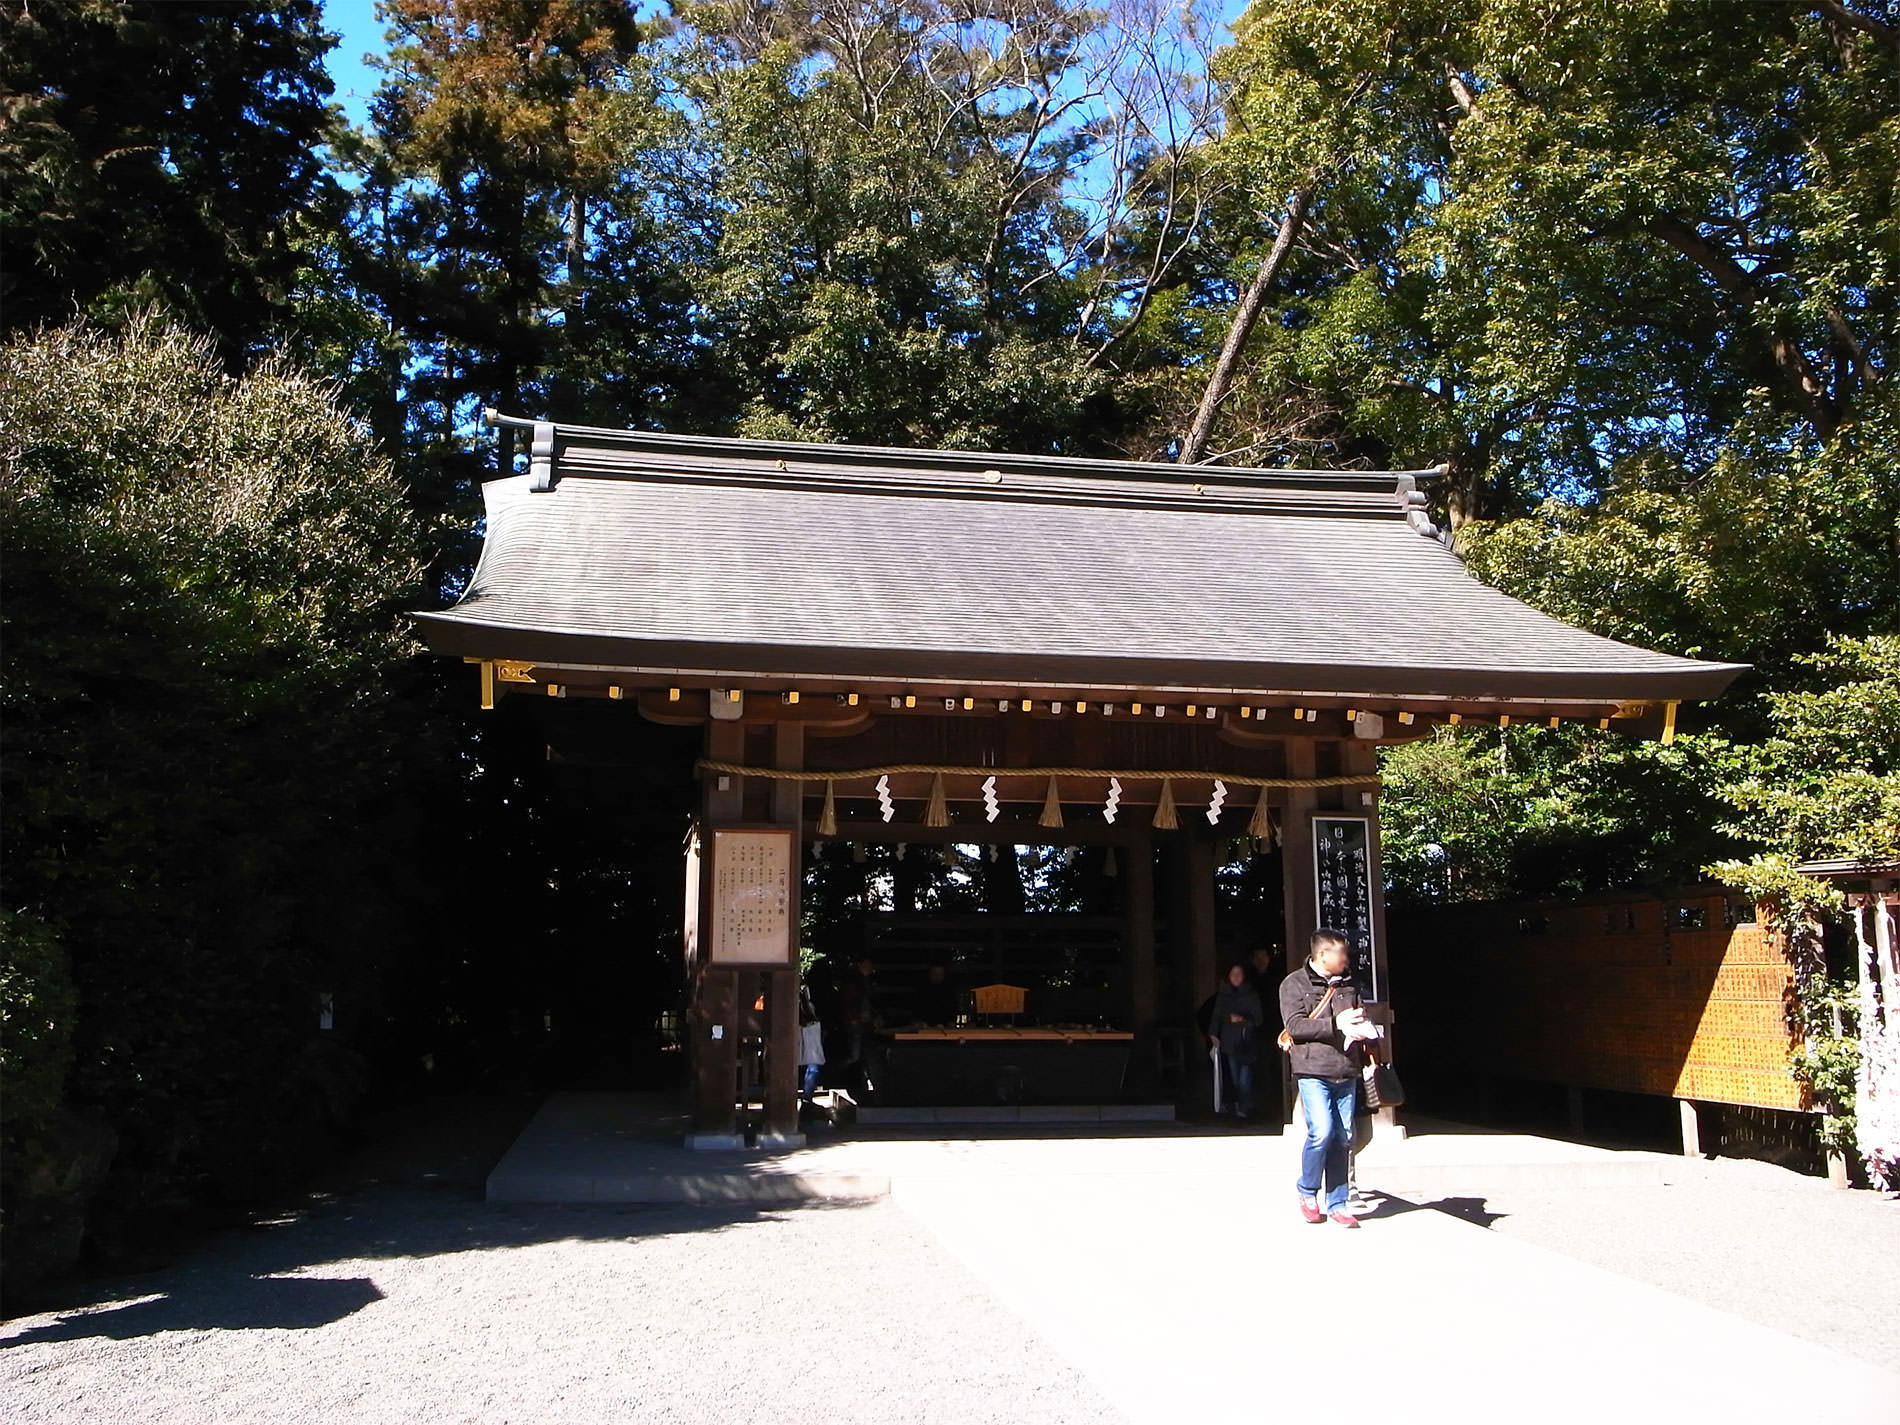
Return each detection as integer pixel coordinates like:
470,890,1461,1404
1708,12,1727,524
0,1193,867,1345
3,1275,387,1345
1348,1193,1508,1227
1,1094,876,1344
1422,1196,1510,1228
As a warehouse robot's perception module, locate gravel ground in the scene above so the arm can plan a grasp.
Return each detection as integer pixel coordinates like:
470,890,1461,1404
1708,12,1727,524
6,1097,1895,1422
1,1188,1122,1425
1414,1154,1900,1375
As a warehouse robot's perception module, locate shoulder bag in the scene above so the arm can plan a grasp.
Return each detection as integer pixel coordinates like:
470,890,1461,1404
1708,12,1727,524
1276,984,1337,1053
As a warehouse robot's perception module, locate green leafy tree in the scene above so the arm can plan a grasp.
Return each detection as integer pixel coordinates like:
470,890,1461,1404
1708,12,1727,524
1174,1,1896,525
0,0,340,366
0,315,421,1279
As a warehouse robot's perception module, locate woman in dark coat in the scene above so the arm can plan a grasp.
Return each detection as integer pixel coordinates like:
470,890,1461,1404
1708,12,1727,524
1207,962,1264,1119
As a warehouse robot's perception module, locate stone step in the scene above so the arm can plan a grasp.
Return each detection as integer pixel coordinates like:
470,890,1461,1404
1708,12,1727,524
855,1104,1176,1125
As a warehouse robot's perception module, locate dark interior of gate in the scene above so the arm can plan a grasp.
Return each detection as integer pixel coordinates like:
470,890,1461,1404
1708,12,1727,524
790,712,1292,1113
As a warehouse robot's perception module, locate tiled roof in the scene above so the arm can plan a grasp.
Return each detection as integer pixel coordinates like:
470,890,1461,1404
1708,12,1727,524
415,420,1748,707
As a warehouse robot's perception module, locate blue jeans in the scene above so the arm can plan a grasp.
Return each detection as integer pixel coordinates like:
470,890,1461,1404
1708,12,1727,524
1223,1057,1255,1116
1296,1076,1358,1213
799,1063,821,1099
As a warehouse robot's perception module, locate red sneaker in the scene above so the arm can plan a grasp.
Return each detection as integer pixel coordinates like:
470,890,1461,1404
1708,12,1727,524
1329,1210,1361,1228
1298,1196,1324,1224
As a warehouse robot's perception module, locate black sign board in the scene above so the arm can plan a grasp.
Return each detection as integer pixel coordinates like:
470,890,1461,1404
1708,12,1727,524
1312,815,1379,999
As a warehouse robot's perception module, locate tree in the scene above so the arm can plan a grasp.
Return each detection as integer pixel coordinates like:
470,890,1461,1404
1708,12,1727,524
0,314,421,1284
347,0,660,473
0,0,339,366
1173,1,1896,526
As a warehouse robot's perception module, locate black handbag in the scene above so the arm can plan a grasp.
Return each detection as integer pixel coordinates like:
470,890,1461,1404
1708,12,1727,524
1361,1045,1406,1109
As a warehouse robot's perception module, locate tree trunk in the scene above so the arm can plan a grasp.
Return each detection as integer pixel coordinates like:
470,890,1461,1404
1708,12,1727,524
566,191,586,338
1648,215,1841,438
1178,184,1314,466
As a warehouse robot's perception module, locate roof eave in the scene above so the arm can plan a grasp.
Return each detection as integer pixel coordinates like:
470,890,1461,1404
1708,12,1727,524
412,611,1749,707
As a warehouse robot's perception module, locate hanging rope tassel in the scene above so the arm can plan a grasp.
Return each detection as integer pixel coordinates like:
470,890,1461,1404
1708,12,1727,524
1103,846,1118,877
924,772,950,827
1039,776,1064,828
1152,778,1178,830
817,778,838,837
1248,790,1273,841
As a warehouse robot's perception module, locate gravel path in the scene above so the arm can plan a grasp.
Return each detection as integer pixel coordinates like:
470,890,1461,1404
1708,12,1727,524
6,1098,1895,1423
1,1188,1122,1425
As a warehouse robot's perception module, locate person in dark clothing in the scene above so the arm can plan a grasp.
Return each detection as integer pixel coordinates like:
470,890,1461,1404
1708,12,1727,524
835,956,884,1097
1207,962,1263,1118
1246,946,1277,994
913,963,959,1026
1278,929,1379,1226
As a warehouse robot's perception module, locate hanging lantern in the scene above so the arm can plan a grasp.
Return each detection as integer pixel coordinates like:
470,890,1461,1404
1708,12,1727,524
925,772,950,828
817,778,838,837
1039,776,1064,828
1152,779,1178,830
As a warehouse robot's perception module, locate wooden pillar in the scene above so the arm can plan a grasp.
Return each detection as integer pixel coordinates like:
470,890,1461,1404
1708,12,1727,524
1167,837,1193,1015
1125,829,1157,1033
1343,737,1399,1135
761,721,805,1147
690,720,747,1144
1186,828,1218,1008
1280,737,1318,1123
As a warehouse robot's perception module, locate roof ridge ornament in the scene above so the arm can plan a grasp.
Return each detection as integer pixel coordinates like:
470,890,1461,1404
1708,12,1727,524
1395,470,1443,539
529,421,558,492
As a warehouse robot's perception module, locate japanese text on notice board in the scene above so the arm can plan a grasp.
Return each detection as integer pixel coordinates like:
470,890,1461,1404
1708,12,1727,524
1313,816,1379,999
709,829,792,964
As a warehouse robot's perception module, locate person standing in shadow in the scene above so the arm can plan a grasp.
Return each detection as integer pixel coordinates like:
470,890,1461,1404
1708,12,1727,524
914,962,959,1027
1208,962,1263,1119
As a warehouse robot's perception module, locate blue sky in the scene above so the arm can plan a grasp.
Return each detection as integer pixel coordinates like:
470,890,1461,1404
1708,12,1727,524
322,0,384,128
319,0,1252,132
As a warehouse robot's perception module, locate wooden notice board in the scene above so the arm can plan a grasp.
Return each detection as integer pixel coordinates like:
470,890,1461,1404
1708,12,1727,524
1313,814,1380,999
708,827,795,965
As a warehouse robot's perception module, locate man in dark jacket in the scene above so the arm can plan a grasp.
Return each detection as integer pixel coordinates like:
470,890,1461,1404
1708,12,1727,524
1278,929,1378,1226
1207,963,1263,1118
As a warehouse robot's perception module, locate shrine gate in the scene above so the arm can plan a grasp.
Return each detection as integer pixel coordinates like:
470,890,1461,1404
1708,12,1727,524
417,415,1746,1146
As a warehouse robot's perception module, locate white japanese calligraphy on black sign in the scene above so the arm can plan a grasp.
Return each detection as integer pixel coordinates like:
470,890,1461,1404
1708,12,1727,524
1312,816,1379,999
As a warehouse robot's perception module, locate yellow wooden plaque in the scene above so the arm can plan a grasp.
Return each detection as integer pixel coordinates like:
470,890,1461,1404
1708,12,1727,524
708,827,794,965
